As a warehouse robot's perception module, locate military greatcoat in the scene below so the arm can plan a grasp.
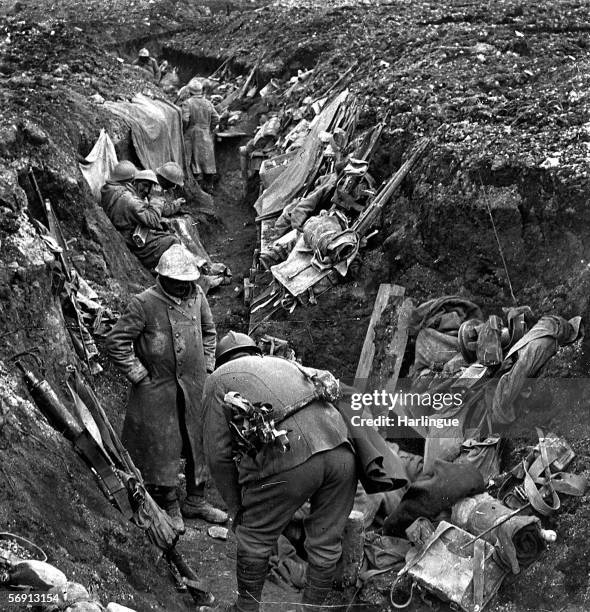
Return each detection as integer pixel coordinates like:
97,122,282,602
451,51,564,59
106,281,216,486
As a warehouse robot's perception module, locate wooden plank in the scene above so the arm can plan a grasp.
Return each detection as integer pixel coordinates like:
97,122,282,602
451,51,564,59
353,284,400,391
473,539,486,610
380,296,413,393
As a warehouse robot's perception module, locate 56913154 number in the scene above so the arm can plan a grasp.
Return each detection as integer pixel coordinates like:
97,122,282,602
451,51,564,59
0,591,61,607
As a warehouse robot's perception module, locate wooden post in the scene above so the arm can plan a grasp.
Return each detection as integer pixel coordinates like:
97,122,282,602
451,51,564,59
334,509,365,588
377,296,413,393
353,283,396,392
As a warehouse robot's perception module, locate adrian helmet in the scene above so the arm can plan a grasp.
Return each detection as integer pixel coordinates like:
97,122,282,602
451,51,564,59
109,160,137,183
133,169,159,185
154,244,201,281
188,79,203,95
215,331,261,368
156,161,184,187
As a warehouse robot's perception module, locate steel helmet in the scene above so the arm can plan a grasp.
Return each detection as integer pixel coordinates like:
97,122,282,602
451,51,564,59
109,160,137,183
155,244,201,281
215,331,261,368
188,79,203,95
134,169,159,185
138,48,150,58
156,162,184,187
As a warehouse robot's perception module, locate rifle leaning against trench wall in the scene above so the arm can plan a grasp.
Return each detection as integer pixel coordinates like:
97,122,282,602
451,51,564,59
14,358,214,607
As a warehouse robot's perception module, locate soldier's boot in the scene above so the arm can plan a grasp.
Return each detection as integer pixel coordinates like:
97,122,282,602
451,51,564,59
233,553,269,612
182,484,228,524
299,563,337,612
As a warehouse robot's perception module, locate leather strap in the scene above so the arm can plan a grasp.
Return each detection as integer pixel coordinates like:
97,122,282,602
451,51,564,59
502,429,587,515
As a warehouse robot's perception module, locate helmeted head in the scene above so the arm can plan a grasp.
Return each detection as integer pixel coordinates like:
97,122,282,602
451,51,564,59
133,168,159,198
156,161,184,189
215,331,262,368
188,79,203,96
109,160,137,183
155,244,201,281
138,48,150,58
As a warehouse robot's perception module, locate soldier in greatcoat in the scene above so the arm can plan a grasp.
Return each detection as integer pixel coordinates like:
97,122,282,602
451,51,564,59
106,244,228,532
181,80,220,193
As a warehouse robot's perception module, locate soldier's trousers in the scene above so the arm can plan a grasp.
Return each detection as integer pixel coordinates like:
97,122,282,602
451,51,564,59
236,444,357,568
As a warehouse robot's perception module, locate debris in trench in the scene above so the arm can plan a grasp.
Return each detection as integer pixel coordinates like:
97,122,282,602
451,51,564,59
234,73,430,329
2,2,590,610
394,521,509,612
207,526,228,541
0,532,134,611
319,291,588,611
452,492,546,574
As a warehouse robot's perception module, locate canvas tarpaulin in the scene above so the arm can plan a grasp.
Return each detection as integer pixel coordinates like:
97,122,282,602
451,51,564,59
79,129,118,200
254,90,350,219
105,93,185,171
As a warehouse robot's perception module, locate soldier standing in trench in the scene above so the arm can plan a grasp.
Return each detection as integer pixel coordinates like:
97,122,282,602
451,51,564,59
181,80,220,194
131,48,161,82
106,244,228,532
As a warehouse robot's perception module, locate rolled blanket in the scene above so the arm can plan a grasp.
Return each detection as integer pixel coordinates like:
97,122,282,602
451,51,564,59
452,493,544,574
302,210,359,270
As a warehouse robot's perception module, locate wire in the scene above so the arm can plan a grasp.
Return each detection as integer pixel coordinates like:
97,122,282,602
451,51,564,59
478,174,518,306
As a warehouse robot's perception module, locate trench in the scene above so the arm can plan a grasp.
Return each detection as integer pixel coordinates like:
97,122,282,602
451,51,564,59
2,19,590,612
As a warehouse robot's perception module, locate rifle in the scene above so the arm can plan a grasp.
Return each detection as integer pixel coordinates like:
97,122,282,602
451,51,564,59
28,169,96,374
352,137,430,237
17,361,214,606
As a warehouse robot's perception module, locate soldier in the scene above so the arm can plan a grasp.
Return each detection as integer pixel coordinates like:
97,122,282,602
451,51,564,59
100,166,179,270
201,332,358,612
131,48,160,82
100,160,138,213
181,80,220,193
154,161,186,217
106,245,228,533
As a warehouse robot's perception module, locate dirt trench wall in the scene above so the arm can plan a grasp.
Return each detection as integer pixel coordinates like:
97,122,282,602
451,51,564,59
381,148,590,323
0,56,181,610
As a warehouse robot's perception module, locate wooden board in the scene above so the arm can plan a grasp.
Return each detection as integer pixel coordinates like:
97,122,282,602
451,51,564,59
379,296,413,393
353,284,401,391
